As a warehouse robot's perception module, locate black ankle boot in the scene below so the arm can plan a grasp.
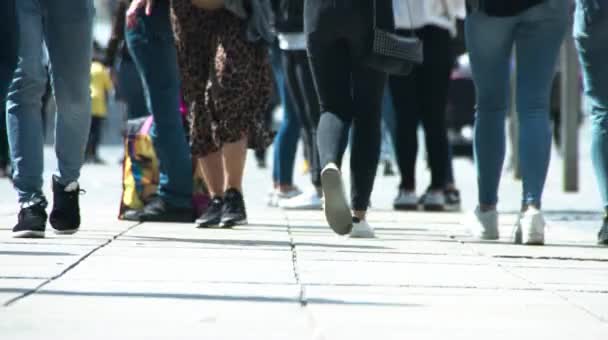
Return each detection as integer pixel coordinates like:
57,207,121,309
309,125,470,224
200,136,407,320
50,175,82,235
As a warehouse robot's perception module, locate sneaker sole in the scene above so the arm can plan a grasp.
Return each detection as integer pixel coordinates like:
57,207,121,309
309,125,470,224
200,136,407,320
321,166,352,236
196,221,220,228
349,226,376,238
13,230,45,238
53,228,79,235
220,219,248,228
423,204,446,212
393,204,418,211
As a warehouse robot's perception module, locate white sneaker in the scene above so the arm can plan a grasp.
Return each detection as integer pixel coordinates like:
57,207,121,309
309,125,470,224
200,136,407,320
321,163,353,236
267,189,277,207
270,188,301,207
464,207,499,240
514,207,545,245
279,188,322,210
393,190,418,211
349,218,376,238
420,190,446,211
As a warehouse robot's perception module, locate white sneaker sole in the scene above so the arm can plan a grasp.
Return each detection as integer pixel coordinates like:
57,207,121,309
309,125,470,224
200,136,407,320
13,230,45,238
321,165,352,236
349,225,375,238
220,218,248,228
53,229,79,235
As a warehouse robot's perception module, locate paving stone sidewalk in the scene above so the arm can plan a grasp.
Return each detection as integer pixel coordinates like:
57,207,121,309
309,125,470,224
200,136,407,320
0,145,607,340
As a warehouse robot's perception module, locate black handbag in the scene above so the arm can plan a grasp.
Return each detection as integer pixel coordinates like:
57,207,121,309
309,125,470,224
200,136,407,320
364,0,423,76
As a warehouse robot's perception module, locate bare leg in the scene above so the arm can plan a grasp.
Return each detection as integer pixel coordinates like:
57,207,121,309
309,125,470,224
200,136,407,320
197,151,225,198
223,136,248,193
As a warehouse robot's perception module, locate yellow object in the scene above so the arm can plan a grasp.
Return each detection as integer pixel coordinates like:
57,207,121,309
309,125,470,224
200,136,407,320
90,61,113,118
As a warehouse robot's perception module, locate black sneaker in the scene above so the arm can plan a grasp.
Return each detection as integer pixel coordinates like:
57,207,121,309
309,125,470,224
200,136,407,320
220,188,247,228
13,198,48,238
138,196,194,223
49,175,82,235
445,188,462,212
196,196,223,228
598,217,608,245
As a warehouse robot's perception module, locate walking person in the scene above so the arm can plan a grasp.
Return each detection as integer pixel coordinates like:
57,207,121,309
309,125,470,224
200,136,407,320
86,48,114,164
167,0,274,228
274,0,324,211
391,0,465,212
305,0,391,238
106,0,148,120
268,41,303,207
125,0,194,222
7,0,95,238
574,0,608,245
465,0,569,245
0,0,18,179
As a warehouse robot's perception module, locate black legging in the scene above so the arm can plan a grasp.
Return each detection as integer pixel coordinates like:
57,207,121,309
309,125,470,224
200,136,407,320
390,25,453,191
305,0,387,211
0,0,18,169
281,50,321,187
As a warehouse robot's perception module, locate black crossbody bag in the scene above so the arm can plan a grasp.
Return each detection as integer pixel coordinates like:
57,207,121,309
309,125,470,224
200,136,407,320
364,0,423,76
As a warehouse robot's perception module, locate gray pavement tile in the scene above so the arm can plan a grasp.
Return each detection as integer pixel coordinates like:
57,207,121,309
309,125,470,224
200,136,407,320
560,292,608,322
0,300,312,340
305,287,608,340
297,258,530,289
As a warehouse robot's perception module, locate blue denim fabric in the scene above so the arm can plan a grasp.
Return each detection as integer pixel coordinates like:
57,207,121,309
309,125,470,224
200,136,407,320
0,0,18,168
116,58,148,119
465,0,568,207
270,45,301,186
125,1,192,208
574,0,608,209
7,0,94,202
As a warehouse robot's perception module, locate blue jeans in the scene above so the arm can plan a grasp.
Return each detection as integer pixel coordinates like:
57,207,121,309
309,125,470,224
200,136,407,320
0,0,18,169
125,0,192,208
116,58,148,119
574,0,608,209
271,44,301,186
7,0,94,203
466,0,568,207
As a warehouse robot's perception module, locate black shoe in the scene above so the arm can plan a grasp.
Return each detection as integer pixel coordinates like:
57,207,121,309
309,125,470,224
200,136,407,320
49,175,82,235
598,218,608,245
220,188,247,228
383,160,395,177
138,196,194,223
196,196,223,228
445,188,462,212
13,199,48,238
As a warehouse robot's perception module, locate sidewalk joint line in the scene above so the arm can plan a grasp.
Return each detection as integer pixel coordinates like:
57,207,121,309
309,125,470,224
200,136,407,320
2,222,142,307
285,214,307,307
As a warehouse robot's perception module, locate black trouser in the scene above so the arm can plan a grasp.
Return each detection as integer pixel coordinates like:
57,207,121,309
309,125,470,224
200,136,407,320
305,0,387,210
86,117,105,158
0,0,18,168
389,25,453,191
281,50,321,187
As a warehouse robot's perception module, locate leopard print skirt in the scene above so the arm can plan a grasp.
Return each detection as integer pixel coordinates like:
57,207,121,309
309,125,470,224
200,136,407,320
170,1,273,158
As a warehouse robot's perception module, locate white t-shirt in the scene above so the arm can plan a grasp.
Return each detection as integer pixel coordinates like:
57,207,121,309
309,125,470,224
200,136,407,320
392,0,466,35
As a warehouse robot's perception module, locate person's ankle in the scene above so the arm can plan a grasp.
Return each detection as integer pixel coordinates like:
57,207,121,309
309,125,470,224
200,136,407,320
353,210,366,221
479,204,496,213
521,203,540,213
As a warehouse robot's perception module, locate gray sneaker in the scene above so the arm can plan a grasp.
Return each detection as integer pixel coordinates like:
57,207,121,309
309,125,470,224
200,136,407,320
464,207,499,240
321,163,353,236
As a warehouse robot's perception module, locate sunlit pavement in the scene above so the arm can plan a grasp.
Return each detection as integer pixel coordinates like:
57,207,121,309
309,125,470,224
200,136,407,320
1,139,607,339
